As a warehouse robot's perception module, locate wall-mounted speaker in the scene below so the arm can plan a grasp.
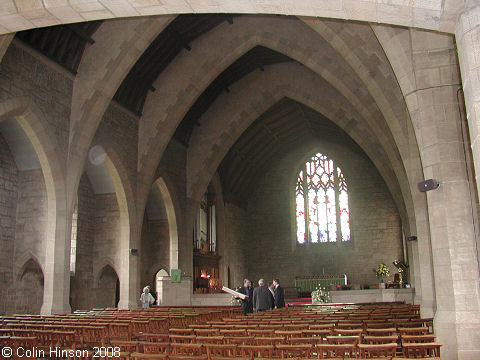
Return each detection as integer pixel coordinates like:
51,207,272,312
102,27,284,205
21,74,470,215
407,236,417,242
130,248,138,255
418,179,439,192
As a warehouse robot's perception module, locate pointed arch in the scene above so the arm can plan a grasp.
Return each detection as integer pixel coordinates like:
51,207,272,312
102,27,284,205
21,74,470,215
151,177,179,271
0,96,69,314
102,147,137,309
93,257,118,288
135,17,420,248
96,263,120,308
14,250,44,282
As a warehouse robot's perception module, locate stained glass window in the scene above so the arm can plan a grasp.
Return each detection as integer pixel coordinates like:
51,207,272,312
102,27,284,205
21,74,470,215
295,152,350,243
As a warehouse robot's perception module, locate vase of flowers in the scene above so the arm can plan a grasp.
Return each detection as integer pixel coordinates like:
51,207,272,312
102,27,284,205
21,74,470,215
311,286,331,305
374,263,390,288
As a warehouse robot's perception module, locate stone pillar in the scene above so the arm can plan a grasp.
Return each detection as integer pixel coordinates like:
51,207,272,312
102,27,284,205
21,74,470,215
454,5,480,359
117,250,140,309
407,28,480,360
117,222,141,310
41,204,72,315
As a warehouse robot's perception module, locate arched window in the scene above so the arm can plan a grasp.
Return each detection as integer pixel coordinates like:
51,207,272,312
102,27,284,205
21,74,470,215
295,152,350,244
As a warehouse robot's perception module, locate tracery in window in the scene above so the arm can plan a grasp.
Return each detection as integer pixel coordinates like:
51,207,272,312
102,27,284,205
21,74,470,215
295,152,350,244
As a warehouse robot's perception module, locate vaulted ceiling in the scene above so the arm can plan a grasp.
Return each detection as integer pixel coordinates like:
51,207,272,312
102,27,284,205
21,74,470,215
218,97,361,206
114,14,235,117
174,45,292,146
13,15,413,222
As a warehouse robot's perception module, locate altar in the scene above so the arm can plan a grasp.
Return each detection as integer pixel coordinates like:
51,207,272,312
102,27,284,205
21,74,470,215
327,288,415,304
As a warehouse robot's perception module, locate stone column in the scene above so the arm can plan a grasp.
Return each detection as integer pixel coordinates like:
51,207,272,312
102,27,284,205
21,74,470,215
117,211,140,310
454,5,480,359
408,28,480,360
41,201,72,315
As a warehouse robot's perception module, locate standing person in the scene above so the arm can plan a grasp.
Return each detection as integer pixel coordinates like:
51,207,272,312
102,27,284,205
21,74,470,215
140,286,155,308
273,279,285,309
237,279,254,315
268,282,276,309
253,279,273,312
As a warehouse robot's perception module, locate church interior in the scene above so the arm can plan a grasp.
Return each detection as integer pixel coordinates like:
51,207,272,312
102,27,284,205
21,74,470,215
0,1,480,359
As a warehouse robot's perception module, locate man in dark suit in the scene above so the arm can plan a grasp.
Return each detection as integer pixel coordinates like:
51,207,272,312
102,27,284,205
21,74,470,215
253,278,273,312
237,278,253,315
273,278,285,309
268,282,276,309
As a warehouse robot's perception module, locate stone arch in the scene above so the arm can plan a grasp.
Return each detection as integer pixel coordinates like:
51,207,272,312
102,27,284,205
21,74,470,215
14,253,44,315
187,64,409,225
81,143,136,308
0,96,69,314
151,177,179,271
151,266,169,289
135,16,417,236
184,63,428,297
66,16,174,218
15,251,43,283
0,2,463,34
102,148,137,309
93,257,118,288
96,264,120,308
16,258,44,314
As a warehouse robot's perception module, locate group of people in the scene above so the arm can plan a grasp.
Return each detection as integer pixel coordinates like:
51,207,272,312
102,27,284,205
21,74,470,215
237,278,285,315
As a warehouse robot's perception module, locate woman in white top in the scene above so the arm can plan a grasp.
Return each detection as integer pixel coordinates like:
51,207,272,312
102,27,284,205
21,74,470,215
140,286,155,308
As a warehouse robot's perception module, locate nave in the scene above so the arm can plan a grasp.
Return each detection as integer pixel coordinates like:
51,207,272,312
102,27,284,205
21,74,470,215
1,302,440,359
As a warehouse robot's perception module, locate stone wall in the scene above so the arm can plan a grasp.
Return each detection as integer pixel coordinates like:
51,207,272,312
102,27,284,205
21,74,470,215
245,142,403,288
0,132,18,315
93,192,121,282
223,203,249,289
14,259,43,314
15,169,48,272
140,217,170,289
83,192,122,308
94,103,138,187
0,41,72,159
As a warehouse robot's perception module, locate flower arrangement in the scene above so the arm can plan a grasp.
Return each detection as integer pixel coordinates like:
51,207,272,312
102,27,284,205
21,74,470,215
374,263,390,283
231,286,243,306
311,286,331,304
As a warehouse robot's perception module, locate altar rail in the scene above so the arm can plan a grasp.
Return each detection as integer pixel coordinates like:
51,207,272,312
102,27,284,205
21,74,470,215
295,275,347,293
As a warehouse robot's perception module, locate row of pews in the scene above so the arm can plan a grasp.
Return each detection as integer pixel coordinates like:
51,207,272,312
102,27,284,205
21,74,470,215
0,303,441,359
